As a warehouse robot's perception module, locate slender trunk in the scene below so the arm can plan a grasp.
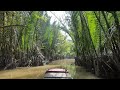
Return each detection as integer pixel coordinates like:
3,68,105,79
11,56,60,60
0,11,5,68
99,11,102,56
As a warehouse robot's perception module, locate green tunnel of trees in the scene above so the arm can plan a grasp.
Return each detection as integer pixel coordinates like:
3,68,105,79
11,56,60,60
0,11,120,79
0,11,74,70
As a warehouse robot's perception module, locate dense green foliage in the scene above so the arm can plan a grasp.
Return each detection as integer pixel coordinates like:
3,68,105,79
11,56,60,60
0,11,74,70
63,11,120,78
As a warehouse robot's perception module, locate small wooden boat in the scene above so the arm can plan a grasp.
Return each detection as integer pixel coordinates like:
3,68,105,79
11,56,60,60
44,68,73,79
